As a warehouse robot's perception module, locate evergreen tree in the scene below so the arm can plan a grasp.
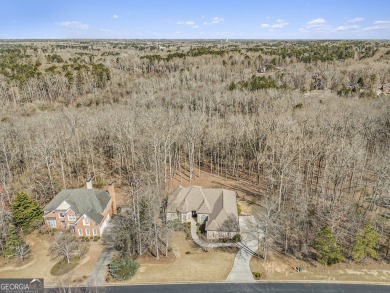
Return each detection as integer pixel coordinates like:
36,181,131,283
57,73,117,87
11,191,42,231
3,223,24,258
352,224,379,262
314,226,343,265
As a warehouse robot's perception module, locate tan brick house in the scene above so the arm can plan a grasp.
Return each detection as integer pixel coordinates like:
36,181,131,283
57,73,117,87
43,179,116,237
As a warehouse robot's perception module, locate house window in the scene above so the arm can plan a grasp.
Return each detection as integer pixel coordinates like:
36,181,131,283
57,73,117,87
59,213,65,218
83,218,90,226
93,229,97,236
47,219,56,228
68,214,76,221
78,229,83,236
86,229,90,236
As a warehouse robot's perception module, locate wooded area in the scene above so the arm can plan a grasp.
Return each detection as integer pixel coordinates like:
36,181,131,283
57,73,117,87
0,40,389,262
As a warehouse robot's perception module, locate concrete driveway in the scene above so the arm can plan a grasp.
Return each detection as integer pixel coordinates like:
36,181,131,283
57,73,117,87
226,216,261,282
87,249,113,285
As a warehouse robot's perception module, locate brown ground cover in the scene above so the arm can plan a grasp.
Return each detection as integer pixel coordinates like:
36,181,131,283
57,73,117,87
250,251,390,283
109,231,236,284
0,231,103,286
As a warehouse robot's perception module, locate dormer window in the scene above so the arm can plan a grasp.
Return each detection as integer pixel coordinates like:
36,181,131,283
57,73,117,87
83,217,90,226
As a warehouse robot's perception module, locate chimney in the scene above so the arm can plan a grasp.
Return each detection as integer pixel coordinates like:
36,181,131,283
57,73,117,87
108,181,116,214
86,178,93,190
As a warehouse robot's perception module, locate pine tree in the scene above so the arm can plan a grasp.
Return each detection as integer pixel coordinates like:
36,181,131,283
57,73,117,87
352,224,379,262
11,191,42,231
3,223,22,258
314,226,343,265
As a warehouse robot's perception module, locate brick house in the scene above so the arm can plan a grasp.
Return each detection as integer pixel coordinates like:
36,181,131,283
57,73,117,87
43,179,116,237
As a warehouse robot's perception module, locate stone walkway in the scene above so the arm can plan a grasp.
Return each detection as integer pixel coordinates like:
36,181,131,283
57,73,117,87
226,216,260,282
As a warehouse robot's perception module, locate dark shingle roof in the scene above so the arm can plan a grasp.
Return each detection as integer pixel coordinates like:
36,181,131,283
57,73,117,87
43,189,111,224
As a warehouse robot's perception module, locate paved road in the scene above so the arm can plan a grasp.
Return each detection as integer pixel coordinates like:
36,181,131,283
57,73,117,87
47,282,390,293
226,216,260,282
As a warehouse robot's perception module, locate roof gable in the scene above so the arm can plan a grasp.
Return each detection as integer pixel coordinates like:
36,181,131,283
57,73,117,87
167,186,238,232
43,188,111,223
56,200,70,210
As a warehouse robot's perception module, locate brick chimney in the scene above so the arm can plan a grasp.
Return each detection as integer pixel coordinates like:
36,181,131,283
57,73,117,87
86,177,93,189
108,181,116,214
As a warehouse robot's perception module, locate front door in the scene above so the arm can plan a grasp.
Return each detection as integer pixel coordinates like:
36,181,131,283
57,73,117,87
192,211,197,218
61,221,66,228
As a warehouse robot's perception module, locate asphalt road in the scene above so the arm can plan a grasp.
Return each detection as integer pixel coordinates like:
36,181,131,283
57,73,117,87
47,282,390,293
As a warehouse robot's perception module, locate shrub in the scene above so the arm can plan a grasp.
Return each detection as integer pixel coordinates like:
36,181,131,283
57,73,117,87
237,203,242,215
293,103,303,109
38,226,51,235
109,257,140,281
233,234,241,242
252,271,263,278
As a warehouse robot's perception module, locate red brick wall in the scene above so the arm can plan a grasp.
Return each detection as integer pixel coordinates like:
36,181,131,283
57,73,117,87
44,208,77,231
44,197,114,237
74,215,101,237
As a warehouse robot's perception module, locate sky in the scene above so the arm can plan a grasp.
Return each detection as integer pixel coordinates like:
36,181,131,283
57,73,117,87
0,0,389,39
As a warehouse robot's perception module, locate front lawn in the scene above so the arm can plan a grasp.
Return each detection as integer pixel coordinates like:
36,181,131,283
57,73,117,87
50,258,79,276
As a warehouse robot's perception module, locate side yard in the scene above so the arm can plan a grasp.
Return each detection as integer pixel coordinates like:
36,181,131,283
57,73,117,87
250,251,390,283
0,231,103,286
110,231,237,284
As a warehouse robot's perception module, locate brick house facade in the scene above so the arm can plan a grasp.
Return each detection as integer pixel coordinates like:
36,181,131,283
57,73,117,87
43,179,116,237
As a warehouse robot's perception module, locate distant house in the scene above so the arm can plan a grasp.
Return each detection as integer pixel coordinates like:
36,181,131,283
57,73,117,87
43,179,116,237
166,186,239,240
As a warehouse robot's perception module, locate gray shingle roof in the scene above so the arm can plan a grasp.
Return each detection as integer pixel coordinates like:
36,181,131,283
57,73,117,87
43,189,111,224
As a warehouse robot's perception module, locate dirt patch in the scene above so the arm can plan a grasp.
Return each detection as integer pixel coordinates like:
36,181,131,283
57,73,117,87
0,231,103,286
167,167,263,204
250,251,390,282
109,231,236,284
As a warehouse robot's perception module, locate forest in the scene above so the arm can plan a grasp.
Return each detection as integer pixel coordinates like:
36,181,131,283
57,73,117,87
0,40,389,263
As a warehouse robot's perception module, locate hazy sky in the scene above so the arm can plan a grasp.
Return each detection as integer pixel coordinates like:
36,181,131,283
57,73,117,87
1,0,389,39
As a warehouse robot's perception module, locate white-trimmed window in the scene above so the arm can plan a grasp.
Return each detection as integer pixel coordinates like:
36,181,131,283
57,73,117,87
78,228,83,236
59,212,65,218
47,219,56,228
68,214,76,222
93,229,97,236
83,217,90,226
86,229,90,236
